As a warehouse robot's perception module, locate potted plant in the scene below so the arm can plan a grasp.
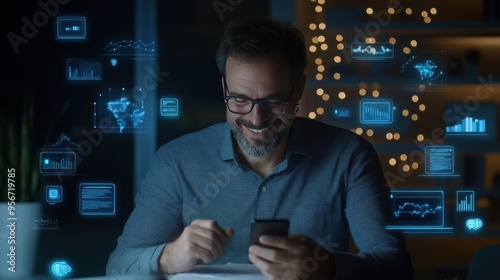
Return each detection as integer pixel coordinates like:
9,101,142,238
0,86,70,277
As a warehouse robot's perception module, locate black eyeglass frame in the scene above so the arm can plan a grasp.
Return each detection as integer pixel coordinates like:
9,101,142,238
222,77,295,116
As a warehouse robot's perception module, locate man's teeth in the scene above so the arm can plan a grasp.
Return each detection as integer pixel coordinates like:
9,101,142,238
248,127,270,133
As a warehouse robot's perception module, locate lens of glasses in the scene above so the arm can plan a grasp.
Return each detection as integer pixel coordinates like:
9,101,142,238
226,98,287,115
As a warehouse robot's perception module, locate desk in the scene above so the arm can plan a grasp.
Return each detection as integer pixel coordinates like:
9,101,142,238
167,263,266,279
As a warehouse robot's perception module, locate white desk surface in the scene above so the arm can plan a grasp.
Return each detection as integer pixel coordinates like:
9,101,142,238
167,263,266,280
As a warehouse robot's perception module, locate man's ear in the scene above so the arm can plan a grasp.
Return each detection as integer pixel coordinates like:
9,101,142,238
221,76,226,98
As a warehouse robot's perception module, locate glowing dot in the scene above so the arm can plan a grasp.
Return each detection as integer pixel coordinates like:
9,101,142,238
411,114,418,121
388,7,395,14
315,58,323,65
421,11,428,17
430,8,437,15
372,90,380,97
322,94,330,101
318,35,325,42
386,133,393,140
338,92,346,99
394,133,401,140
359,82,368,89
402,109,409,117
316,107,325,115
410,40,418,47
333,73,341,80
316,88,324,96
389,37,396,44
316,73,323,80
336,34,343,41
367,129,374,137
315,6,323,13
309,45,317,52
400,154,408,161
365,37,371,44
417,134,424,141
359,89,367,96
337,43,344,50
356,128,363,135
405,8,412,15
317,65,325,72
309,23,317,30
424,17,431,23
366,8,373,15
334,56,342,63
403,47,411,54
412,162,419,169
418,84,426,90
318,0,325,4
369,37,376,44
320,43,328,50
312,37,319,44
419,104,426,111
389,158,397,166
403,165,410,172
412,95,419,102
319,23,326,30
309,112,317,119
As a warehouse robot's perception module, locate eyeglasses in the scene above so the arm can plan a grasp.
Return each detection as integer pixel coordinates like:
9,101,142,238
223,78,293,116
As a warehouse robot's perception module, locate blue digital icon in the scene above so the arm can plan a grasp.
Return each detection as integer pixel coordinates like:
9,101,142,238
104,40,156,55
466,218,483,231
332,108,351,118
424,146,454,175
160,98,179,117
401,50,446,90
57,17,86,39
351,43,394,60
359,99,394,124
79,183,116,216
66,59,102,80
110,58,118,67
51,261,72,278
40,152,77,174
95,89,147,133
46,186,63,204
457,191,475,212
446,117,486,134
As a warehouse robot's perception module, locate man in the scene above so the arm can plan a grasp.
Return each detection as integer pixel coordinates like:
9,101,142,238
107,17,413,279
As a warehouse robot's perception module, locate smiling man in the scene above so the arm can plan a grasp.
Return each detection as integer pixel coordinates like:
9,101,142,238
107,17,414,280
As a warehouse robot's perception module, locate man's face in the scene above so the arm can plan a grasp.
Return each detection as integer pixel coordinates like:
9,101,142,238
224,54,302,157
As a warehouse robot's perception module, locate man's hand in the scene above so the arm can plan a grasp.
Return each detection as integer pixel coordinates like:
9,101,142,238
248,234,335,280
158,219,234,274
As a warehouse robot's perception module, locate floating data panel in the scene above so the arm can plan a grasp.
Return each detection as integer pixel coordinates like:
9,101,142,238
46,185,63,204
40,151,76,175
95,89,148,133
103,40,156,55
332,107,352,118
57,17,87,39
401,49,446,91
66,59,102,80
79,183,116,216
359,99,394,124
387,190,446,230
425,146,454,175
160,98,179,117
33,216,59,230
351,42,394,60
444,103,497,142
456,190,475,212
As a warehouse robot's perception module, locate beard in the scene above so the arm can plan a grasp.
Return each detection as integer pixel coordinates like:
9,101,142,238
230,116,292,157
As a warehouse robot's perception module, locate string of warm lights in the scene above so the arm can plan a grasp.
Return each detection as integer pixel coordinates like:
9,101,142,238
307,0,439,174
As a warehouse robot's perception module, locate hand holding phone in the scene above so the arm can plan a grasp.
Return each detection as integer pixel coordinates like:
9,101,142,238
250,219,290,248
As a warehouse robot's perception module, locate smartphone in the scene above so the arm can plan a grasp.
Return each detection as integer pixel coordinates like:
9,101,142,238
250,219,290,247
